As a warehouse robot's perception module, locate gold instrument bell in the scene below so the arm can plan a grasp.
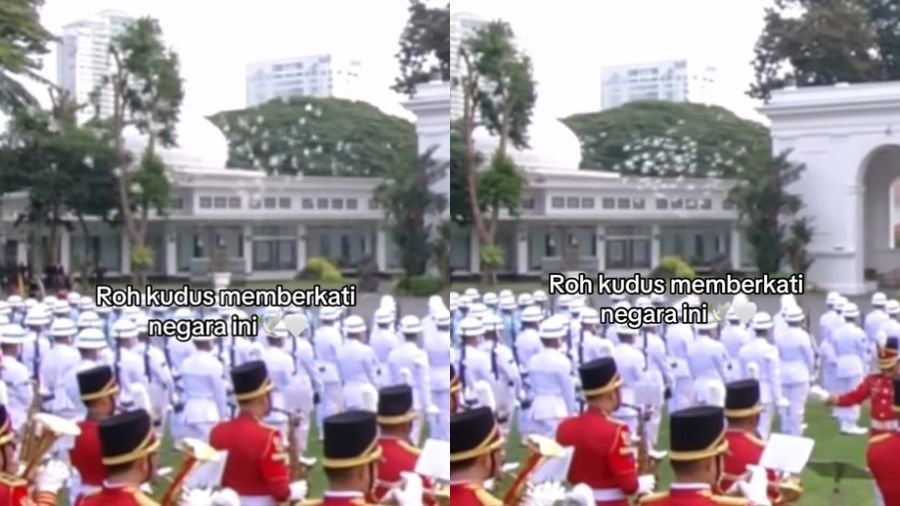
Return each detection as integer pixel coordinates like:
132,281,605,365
778,475,803,503
19,413,81,479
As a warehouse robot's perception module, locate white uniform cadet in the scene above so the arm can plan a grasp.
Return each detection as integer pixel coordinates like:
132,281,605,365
739,312,787,439
133,314,177,435
776,305,815,436
336,315,379,410
456,317,495,405
864,293,889,370
830,302,869,434
63,328,111,418
313,307,344,439
878,300,900,341
479,313,520,435
604,300,631,346
261,322,296,440
720,311,752,381
282,325,319,458
576,308,614,364
40,318,81,418
370,307,400,385
424,308,452,441
21,304,51,382
110,318,149,409
526,316,576,439
515,306,544,374
612,325,647,436
665,304,696,412
176,332,229,441
167,307,197,376
637,321,671,450
687,320,729,406
0,324,33,431
820,295,846,406
387,315,434,443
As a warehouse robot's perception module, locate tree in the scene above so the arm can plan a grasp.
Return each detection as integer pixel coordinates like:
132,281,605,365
728,149,808,274
209,97,415,177
458,21,535,285
392,0,450,96
106,17,183,287
749,0,900,100
0,0,55,111
375,146,448,281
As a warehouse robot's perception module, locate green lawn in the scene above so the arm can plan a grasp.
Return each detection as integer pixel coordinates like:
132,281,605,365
498,403,876,505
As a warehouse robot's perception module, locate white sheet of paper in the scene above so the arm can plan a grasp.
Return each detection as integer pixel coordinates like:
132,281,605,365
415,439,450,482
759,433,815,474
530,447,574,485
184,450,229,490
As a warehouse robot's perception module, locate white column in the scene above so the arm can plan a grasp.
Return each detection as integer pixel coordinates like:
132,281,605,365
238,225,251,274
295,224,307,272
376,228,387,271
16,239,27,264
651,224,662,267
516,226,528,274
730,226,742,269
59,228,71,273
595,225,606,272
469,228,480,274
120,232,131,276
165,228,177,276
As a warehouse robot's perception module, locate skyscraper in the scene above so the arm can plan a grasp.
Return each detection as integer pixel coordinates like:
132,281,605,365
450,12,489,120
601,60,718,110
245,54,362,107
57,9,134,120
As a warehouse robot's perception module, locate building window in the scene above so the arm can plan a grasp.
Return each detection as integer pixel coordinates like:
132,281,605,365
605,226,652,269
551,197,564,209
228,197,241,209
346,198,358,210
332,198,344,210
302,198,314,209
278,197,291,209
633,198,646,209
249,197,261,209
213,197,227,209
199,197,212,209
566,197,580,208
581,197,594,209
522,198,535,210
671,198,684,209
617,198,631,209
317,198,329,209
602,198,615,209
700,198,712,210
685,198,697,210
544,234,557,257
656,198,668,209
170,197,183,209
723,199,735,210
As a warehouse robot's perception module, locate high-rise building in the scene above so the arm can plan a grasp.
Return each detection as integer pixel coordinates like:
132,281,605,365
450,12,489,120
57,9,134,120
245,54,362,107
601,60,718,110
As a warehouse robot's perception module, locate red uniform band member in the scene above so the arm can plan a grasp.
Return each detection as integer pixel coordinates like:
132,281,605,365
449,407,504,506
0,403,65,506
450,365,461,415
555,357,655,505
79,410,161,506
827,337,898,435
209,360,306,505
70,365,118,504
640,406,747,505
719,380,782,505
374,385,433,504
866,376,900,505
317,410,384,506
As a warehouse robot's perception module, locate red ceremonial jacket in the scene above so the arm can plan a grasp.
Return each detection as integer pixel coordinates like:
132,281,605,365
449,482,503,506
0,474,56,506
720,430,781,505
374,437,433,504
209,412,291,502
70,419,107,487
834,373,895,433
639,485,749,505
79,483,156,506
555,410,638,505
866,431,900,506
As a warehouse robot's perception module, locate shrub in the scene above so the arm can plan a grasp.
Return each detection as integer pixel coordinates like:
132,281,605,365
321,264,343,282
650,256,696,279
301,257,342,281
405,275,444,296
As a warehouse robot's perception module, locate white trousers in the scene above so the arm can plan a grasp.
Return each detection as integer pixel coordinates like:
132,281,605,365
780,382,809,436
178,421,216,442
757,403,776,439
668,377,694,413
430,390,450,441
528,418,563,440
836,375,863,426
316,382,343,440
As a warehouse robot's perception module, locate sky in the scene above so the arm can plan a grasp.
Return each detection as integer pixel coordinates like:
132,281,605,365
452,0,772,123
35,0,415,119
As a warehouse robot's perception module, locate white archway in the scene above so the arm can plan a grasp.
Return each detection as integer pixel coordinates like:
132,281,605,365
860,146,900,280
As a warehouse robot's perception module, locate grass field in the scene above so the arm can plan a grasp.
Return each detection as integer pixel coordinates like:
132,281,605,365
497,403,877,505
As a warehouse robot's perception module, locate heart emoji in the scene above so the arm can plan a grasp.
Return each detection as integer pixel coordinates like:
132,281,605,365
282,313,311,338
732,301,757,327
709,302,731,323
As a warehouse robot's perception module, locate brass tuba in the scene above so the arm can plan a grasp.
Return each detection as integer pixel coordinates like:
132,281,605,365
159,438,222,506
18,413,81,480
776,474,803,503
502,434,566,506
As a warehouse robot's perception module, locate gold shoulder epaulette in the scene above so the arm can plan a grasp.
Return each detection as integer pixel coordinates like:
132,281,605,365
869,433,891,445
743,432,766,447
0,473,26,487
710,495,749,505
639,491,670,504
474,486,503,506
398,440,422,456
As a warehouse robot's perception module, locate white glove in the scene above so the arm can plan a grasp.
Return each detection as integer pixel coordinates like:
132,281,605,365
425,404,439,416
179,488,213,506
776,397,790,409
522,481,566,506
809,385,830,403
210,488,241,506
35,460,70,494
391,472,425,506
736,465,771,506
483,479,495,491
171,392,181,406
289,480,308,501
563,483,594,506
637,474,656,495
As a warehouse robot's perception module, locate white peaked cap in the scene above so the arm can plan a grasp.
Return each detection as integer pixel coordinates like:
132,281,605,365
520,306,543,323
752,312,774,330
539,317,567,340
886,300,900,315
499,294,517,310
52,300,70,314
784,305,804,323
517,293,533,306
50,318,77,337
75,327,108,349
112,317,138,339
0,324,26,344
399,315,422,334
374,307,394,324
433,308,451,326
872,292,888,306
841,302,860,318
482,292,498,305
173,308,192,320
459,316,484,337
826,291,840,305
580,308,600,324
42,296,57,306
77,311,101,328
344,315,367,334
468,303,487,320
428,295,445,312
732,293,750,307
319,306,341,321
6,296,22,306
834,296,847,310
532,290,547,302
463,287,479,299
481,313,502,331
67,292,81,303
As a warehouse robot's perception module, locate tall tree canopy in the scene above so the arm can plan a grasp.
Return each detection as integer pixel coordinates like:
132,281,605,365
750,0,900,100
209,97,416,178
392,0,450,96
0,0,54,111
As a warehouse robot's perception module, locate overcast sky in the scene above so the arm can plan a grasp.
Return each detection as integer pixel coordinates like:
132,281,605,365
36,0,414,119
453,0,772,123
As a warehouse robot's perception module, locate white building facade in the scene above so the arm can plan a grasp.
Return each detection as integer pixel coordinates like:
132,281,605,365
450,12,488,120
246,54,363,107
601,60,718,110
57,9,134,121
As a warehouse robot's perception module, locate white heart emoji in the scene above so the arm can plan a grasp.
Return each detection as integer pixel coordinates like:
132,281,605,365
733,301,757,327
282,313,310,338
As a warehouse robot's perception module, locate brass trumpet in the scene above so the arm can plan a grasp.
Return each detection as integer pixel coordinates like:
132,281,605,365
776,474,803,503
18,413,80,480
159,438,222,506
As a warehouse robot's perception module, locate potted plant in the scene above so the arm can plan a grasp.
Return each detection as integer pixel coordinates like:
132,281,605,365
210,238,231,292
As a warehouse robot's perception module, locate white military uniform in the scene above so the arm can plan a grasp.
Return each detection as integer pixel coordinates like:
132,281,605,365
387,316,433,443
612,325,647,436
283,329,319,457
134,318,176,435
576,308,614,364
313,307,344,438
336,316,379,410
877,303,900,342
424,308,452,441
176,336,229,442
526,317,576,439
456,317,495,404
0,324,33,431
665,319,695,413
739,312,785,439
40,318,82,418
261,323,297,440
110,318,150,410
62,328,112,418
776,306,815,436
830,303,869,434
167,307,198,376
864,293,889,371
479,313,520,435
515,306,544,439
637,323,670,449
721,315,751,381
370,308,400,385
687,322,729,406
21,305,52,382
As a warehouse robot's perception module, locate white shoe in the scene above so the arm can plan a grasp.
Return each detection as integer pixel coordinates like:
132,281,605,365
848,425,868,435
